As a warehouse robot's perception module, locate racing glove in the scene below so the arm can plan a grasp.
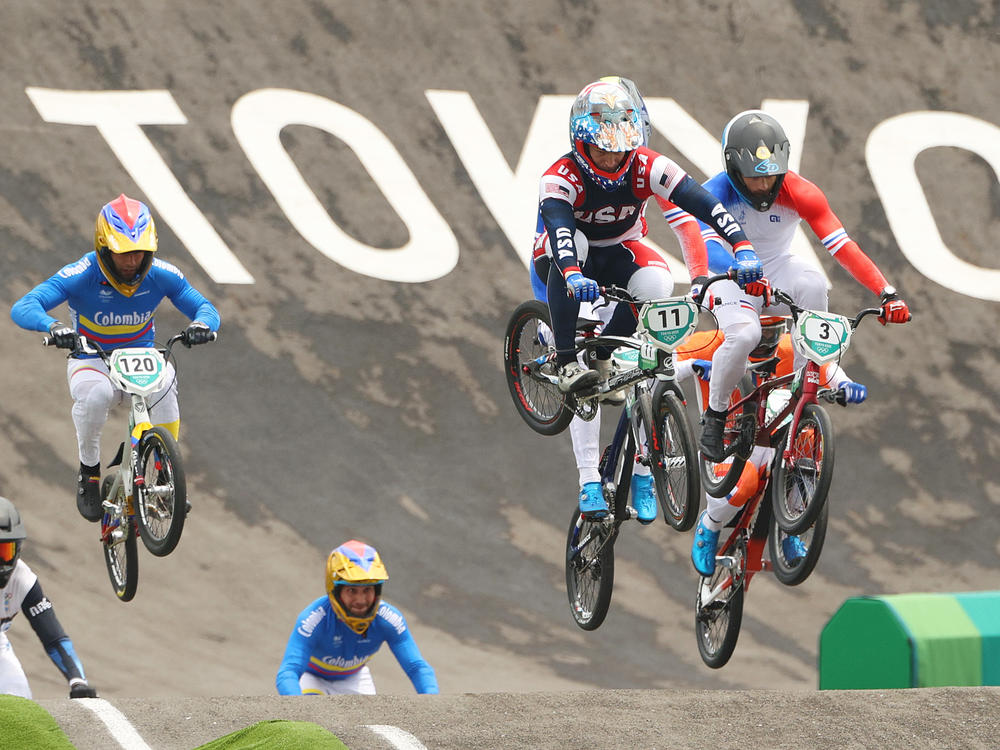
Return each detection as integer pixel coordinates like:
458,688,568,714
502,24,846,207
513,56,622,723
69,680,97,699
688,276,714,310
565,272,600,303
691,359,713,381
879,289,910,325
48,322,79,350
184,321,214,347
836,381,867,405
729,248,764,286
743,278,772,306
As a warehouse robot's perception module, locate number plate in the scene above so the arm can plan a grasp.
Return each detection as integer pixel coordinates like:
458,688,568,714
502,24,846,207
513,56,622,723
109,348,166,391
791,311,852,365
638,299,699,351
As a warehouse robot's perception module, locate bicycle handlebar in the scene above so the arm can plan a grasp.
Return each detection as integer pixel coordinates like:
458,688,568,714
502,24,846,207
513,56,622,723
42,330,216,355
600,270,734,308
768,287,885,331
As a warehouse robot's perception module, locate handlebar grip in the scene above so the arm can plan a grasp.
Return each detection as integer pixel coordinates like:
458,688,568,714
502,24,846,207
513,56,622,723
208,331,218,342
42,336,53,347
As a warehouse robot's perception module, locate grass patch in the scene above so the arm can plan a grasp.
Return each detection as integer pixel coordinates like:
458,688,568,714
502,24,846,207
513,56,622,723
193,719,348,749
0,695,76,750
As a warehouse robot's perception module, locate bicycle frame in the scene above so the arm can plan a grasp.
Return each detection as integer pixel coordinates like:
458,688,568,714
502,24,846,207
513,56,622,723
700,476,772,609
725,358,822,460
598,382,648,522
101,387,159,546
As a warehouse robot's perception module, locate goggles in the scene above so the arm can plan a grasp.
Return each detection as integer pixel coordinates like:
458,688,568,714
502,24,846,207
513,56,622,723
0,541,19,564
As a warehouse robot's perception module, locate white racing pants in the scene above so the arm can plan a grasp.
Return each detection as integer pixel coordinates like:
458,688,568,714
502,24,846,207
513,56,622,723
707,255,827,412
66,358,179,467
299,665,376,695
0,634,31,698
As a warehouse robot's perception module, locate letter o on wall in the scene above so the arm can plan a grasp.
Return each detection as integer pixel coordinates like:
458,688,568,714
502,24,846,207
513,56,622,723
232,88,458,283
867,111,1000,301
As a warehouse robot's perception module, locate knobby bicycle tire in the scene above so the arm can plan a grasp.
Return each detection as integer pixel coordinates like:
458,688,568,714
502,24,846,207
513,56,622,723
565,507,615,631
695,566,745,669
770,402,835,534
101,476,138,602
503,300,573,436
136,427,187,557
769,495,829,586
699,374,756,498
648,382,699,531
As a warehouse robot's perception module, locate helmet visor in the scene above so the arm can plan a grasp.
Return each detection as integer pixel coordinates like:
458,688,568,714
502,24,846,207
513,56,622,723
751,318,787,359
587,103,642,152
0,540,18,564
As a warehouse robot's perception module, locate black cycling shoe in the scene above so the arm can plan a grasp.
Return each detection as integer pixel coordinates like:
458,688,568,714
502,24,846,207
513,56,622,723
699,408,727,463
76,464,102,523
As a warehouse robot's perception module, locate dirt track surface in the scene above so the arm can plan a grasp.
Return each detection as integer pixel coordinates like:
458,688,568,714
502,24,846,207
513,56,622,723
37,687,1000,750
1,0,999,747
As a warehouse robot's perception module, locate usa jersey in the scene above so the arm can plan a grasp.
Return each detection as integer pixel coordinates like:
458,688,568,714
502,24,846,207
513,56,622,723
275,596,438,695
538,146,688,247
10,251,220,353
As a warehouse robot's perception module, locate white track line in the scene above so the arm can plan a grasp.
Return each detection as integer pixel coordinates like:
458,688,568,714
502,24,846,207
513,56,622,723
74,698,153,750
366,724,429,750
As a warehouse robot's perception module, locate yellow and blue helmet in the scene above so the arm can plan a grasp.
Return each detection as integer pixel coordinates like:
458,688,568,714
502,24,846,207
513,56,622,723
325,540,388,634
94,193,158,297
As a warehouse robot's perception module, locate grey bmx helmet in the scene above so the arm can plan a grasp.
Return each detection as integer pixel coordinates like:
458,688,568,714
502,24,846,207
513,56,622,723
0,497,26,588
722,110,790,211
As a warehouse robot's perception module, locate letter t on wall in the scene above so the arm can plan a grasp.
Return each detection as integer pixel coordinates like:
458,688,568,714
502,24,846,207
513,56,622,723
25,87,254,285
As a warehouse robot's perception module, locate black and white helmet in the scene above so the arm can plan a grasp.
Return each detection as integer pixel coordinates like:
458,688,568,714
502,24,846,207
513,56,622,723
722,110,790,211
0,497,26,588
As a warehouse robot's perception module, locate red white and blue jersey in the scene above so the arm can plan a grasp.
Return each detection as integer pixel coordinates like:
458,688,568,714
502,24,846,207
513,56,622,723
10,251,220,354
538,146,688,248
699,171,888,294
275,596,438,695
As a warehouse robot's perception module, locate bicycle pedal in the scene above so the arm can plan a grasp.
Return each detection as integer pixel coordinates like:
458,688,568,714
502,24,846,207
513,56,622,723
716,555,738,569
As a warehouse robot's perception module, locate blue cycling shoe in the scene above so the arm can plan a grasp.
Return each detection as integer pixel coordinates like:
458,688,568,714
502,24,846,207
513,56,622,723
691,512,720,576
631,473,657,524
781,534,808,565
578,482,608,520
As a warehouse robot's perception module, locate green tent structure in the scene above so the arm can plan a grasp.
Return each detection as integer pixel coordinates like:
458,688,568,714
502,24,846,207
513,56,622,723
819,591,1000,689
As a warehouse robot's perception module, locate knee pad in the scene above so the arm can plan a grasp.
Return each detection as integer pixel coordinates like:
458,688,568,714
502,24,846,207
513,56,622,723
627,265,673,301
574,230,590,265
74,377,116,411
795,268,829,310
721,319,761,358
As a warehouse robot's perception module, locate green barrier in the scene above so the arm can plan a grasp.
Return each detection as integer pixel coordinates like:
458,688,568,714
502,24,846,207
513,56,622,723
819,590,1000,689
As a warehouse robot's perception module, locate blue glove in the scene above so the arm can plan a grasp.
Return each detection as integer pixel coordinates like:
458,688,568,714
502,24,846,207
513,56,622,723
730,249,763,286
838,381,867,404
565,272,600,303
691,359,713,381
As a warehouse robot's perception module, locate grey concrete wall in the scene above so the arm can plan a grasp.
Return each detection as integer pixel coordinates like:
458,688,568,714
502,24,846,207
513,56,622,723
0,0,997,710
